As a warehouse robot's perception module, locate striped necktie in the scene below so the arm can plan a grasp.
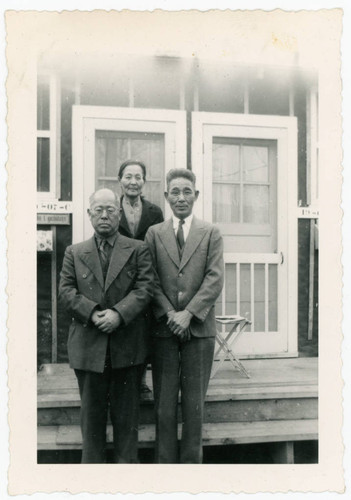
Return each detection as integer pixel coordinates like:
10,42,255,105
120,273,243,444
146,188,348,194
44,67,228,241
176,219,185,251
98,239,109,277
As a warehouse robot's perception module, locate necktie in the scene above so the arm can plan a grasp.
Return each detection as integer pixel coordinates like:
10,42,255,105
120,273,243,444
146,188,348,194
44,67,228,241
98,239,109,277
176,219,185,250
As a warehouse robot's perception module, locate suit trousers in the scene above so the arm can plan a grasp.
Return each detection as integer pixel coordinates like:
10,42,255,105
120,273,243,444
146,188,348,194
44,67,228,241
75,350,143,463
152,334,215,463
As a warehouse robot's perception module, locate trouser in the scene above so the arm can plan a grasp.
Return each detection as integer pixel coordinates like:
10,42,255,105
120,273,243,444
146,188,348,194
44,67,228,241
75,356,143,464
152,335,215,463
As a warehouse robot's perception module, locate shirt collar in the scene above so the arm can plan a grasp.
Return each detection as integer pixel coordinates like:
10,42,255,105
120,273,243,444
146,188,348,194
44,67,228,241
172,213,193,230
123,196,141,208
95,231,118,247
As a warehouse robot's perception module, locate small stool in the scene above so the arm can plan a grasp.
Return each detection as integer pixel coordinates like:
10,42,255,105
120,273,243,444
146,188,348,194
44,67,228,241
211,315,251,378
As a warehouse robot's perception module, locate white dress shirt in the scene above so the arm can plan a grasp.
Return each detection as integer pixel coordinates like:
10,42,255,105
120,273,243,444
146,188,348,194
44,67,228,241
171,213,193,243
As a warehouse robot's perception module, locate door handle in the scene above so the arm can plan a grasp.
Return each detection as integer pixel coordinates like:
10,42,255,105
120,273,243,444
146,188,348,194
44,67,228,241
280,252,284,264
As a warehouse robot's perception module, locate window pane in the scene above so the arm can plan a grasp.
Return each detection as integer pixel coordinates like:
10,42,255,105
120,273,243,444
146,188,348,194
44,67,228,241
96,136,126,179
269,264,278,331
97,179,118,192
213,141,240,182
143,181,164,212
95,131,165,209
243,146,269,182
131,138,164,181
37,75,50,130
213,184,240,223
254,264,265,332
37,138,50,192
243,185,269,224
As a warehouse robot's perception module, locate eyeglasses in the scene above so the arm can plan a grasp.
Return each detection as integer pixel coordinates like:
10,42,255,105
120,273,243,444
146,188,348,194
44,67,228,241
91,206,119,216
168,189,195,199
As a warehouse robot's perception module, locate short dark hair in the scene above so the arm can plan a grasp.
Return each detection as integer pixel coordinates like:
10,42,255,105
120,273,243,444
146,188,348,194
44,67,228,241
118,160,147,181
166,169,196,190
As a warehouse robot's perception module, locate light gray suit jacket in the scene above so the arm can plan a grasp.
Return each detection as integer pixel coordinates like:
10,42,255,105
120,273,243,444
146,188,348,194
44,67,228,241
145,217,224,338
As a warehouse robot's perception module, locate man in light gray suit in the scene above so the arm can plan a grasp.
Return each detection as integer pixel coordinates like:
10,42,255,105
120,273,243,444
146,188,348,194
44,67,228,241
145,169,224,463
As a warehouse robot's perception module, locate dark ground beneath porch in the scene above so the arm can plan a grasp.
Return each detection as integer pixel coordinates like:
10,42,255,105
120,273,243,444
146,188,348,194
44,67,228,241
38,440,318,464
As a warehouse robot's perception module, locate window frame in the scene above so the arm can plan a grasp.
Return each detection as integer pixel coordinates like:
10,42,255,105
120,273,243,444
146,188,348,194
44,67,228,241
36,73,61,200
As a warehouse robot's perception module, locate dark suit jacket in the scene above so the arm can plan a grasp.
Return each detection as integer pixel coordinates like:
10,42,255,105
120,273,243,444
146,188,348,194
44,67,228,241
145,217,224,338
58,233,154,373
118,197,164,241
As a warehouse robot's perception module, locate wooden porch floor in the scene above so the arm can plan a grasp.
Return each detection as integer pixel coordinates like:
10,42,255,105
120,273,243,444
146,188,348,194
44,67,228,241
38,357,318,404
38,358,318,462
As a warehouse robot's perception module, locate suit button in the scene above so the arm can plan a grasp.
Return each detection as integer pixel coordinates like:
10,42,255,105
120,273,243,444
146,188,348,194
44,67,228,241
83,323,87,327
179,272,183,277
82,274,87,278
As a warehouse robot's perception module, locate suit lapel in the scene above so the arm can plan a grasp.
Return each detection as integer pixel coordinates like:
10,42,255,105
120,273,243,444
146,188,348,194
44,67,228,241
135,199,151,239
159,219,180,267
78,237,104,289
104,234,134,291
179,217,207,271
119,197,132,237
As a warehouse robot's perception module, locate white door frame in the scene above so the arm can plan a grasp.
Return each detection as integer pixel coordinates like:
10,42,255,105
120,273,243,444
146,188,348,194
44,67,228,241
192,112,298,356
72,105,187,242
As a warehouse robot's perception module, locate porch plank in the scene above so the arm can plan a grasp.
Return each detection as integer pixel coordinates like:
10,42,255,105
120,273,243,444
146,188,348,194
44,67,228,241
38,419,318,450
37,358,318,407
38,397,318,426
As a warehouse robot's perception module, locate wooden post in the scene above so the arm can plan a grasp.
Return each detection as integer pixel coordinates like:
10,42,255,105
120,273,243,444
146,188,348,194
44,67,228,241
308,219,315,340
272,441,295,464
289,86,295,117
193,80,199,112
51,226,58,362
179,78,185,110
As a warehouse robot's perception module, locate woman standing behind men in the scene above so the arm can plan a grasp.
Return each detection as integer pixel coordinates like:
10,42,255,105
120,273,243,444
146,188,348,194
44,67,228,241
117,159,164,392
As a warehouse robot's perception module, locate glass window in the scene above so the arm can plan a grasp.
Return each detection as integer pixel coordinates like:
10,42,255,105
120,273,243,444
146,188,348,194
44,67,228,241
243,185,269,224
95,130,165,209
37,75,50,131
242,146,268,182
212,138,275,227
212,140,240,224
37,137,50,192
213,184,240,223
213,142,240,181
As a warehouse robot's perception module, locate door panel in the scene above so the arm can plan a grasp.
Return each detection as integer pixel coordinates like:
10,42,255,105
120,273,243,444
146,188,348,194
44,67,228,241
95,130,165,209
192,112,297,357
72,106,186,242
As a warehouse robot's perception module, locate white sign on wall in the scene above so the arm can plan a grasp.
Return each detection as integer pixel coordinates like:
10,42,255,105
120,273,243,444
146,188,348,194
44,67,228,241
36,200,73,214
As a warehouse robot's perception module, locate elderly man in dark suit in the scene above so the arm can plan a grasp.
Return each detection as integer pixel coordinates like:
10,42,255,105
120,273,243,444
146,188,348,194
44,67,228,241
145,169,224,463
59,188,154,463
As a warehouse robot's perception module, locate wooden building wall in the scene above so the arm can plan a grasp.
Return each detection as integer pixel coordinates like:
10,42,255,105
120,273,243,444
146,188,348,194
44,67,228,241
37,57,318,365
